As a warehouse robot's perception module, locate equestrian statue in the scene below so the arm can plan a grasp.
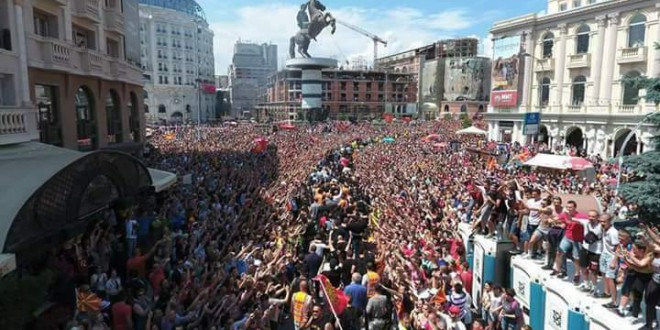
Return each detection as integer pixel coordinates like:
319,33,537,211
289,0,336,58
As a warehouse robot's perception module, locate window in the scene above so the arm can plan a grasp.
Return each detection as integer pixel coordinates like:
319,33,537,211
627,14,646,48
576,24,590,54
542,32,554,58
107,38,119,57
539,77,551,106
33,10,56,38
158,76,163,84
158,104,166,113
573,0,581,8
588,0,596,3
572,76,586,106
559,2,568,11
144,104,149,114
622,71,641,105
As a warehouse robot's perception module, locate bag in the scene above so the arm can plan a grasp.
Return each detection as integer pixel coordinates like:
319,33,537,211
584,231,598,244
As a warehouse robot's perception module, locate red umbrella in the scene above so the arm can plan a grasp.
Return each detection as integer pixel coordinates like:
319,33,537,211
278,123,297,131
563,157,594,171
252,137,269,153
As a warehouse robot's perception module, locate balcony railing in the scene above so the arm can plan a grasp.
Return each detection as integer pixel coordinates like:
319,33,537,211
535,58,554,72
38,38,71,66
80,49,104,74
617,47,647,64
0,107,39,145
567,53,590,69
618,104,639,114
72,0,100,22
566,104,584,113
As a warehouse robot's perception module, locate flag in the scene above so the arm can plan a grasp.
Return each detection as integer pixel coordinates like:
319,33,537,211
314,274,349,315
487,157,497,170
201,83,217,94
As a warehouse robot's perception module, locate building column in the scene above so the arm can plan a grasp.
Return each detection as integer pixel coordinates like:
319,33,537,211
554,24,568,107
649,3,660,78
14,0,31,106
520,30,534,111
589,15,607,106
61,5,72,43
636,139,642,155
599,13,619,106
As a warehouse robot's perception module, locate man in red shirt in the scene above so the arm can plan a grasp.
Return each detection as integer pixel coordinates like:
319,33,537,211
127,239,163,278
458,261,473,295
552,200,583,283
111,292,133,330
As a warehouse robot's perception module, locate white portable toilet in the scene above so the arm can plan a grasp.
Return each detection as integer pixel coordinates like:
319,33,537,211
544,278,587,330
472,235,515,309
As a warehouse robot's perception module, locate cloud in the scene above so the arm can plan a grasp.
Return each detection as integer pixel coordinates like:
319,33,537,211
208,3,486,74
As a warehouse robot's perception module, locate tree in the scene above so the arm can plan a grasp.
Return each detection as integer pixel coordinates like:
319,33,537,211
620,42,660,224
459,113,472,128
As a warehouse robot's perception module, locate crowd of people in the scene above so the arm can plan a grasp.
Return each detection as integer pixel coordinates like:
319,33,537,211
38,119,658,330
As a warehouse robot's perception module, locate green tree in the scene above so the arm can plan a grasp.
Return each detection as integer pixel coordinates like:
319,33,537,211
443,113,452,121
459,113,472,128
620,42,660,224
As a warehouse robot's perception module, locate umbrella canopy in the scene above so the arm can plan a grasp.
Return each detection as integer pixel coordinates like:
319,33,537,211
383,137,395,143
456,126,487,135
422,134,442,142
563,157,594,171
278,123,297,130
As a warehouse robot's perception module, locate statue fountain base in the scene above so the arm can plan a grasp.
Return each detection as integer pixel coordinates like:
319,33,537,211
286,58,338,122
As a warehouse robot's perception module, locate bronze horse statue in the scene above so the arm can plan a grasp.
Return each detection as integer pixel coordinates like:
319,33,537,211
289,0,336,58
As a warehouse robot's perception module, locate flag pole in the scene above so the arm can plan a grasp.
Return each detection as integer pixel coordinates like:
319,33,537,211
316,277,345,330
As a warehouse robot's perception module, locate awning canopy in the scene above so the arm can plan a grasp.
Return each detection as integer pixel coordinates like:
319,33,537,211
456,126,488,135
523,154,593,171
148,168,177,192
0,142,153,259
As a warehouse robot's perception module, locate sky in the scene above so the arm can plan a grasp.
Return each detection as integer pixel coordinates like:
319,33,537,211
195,0,548,74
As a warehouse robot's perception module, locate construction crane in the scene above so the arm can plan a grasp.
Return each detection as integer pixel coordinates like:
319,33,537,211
335,19,387,69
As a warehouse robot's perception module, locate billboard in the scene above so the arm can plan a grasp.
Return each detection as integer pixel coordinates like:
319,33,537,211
123,0,140,65
491,36,522,106
491,90,518,108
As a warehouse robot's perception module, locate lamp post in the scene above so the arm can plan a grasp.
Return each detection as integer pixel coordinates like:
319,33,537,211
613,110,660,205
192,17,203,141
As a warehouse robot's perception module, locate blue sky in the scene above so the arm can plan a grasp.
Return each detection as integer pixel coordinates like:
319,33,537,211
195,0,548,73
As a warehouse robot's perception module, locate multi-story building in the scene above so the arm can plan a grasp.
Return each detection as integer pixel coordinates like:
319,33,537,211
258,69,417,122
0,0,145,152
376,38,486,119
139,0,215,124
215,74,229,89
486,0,660,157
228,41,277,118
420,57,491,120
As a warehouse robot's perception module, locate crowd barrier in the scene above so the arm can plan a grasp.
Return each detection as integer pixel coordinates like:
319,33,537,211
467,233,640,330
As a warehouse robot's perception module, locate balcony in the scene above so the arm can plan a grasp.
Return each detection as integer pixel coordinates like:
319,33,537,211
0,107,39,145
80,49,104,75
104,8,125,33
567,53,590,69
535,57,554,72
30,37,72,69
617,47,647,64
72,0,100,22
565,104,584,113
617,104,641,114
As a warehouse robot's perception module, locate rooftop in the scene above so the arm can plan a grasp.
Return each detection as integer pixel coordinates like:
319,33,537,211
139,0,206,21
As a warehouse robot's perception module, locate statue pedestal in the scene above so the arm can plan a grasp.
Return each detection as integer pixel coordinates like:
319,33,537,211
286,58,338,122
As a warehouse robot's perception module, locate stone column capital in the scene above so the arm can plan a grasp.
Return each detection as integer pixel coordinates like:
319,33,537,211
13,0,24,6
596,15,608,27
558,23,568,34
608,12,620,25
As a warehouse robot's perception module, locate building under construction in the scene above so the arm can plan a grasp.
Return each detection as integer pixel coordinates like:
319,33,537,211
257,69,417,122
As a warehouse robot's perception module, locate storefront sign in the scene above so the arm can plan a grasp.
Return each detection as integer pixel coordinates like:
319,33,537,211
491,90,518,108
523,112,541,135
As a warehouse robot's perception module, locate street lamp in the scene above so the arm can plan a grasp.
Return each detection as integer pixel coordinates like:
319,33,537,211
613,110,660,205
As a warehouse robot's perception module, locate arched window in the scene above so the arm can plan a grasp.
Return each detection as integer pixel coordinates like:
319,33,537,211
75,86,97,151
158,104,166,113
106,89,122,144
628,14,646,48
542,32,554,58
460,104,467,113
622,71,641,105
576,24,590,54
444,105,449,112
571,76,586,106
144,104,149,114
539,77,551,107
128,92,140,142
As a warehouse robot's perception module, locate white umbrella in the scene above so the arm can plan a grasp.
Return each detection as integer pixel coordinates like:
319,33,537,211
456,126,487,135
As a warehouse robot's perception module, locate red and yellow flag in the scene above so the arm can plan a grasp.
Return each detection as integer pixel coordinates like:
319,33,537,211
314,274,349,315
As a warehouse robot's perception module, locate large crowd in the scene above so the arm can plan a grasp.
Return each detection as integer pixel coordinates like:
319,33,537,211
40,120,659,330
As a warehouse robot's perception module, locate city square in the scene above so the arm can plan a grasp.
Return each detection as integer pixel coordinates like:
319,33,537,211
0,0,659,330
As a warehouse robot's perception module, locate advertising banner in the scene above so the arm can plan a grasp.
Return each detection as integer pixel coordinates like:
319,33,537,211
491,36,522,107
523,112,541,135
123,0,140,65
491,90,518,108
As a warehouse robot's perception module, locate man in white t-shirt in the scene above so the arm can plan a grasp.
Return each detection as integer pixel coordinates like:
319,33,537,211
598,214,619,305
578,210,602,293
524,188,544,258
